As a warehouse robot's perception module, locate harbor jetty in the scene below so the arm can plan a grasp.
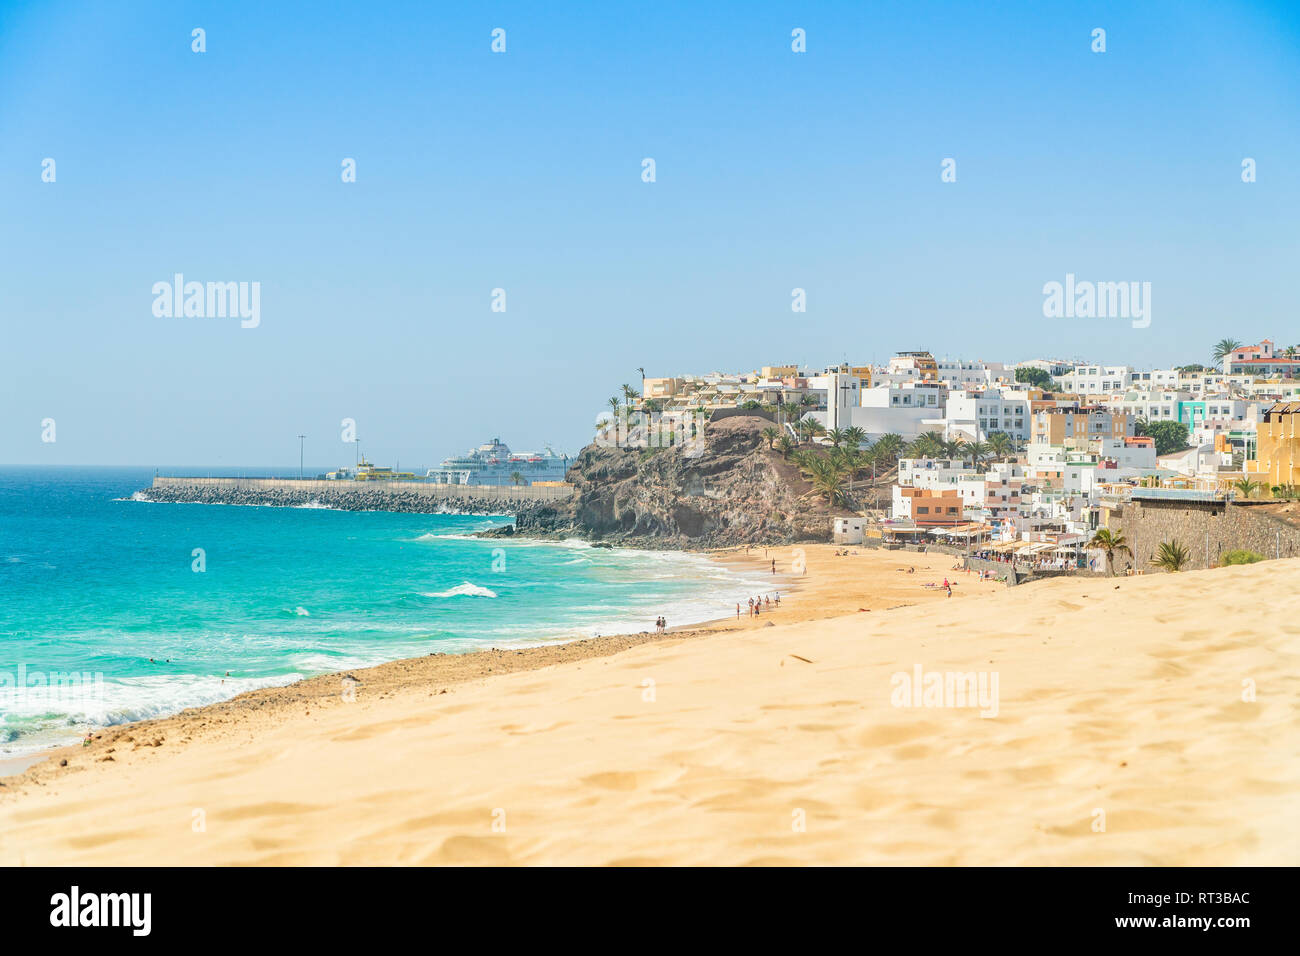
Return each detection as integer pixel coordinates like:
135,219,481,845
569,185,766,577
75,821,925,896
135,476,574,516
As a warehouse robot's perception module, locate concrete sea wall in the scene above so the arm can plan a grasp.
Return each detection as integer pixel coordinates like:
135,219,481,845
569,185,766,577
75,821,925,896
140,476,575,515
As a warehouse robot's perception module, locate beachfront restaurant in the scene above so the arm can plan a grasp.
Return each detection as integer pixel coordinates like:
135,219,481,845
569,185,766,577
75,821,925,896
927,523,991,547
880,519,926,546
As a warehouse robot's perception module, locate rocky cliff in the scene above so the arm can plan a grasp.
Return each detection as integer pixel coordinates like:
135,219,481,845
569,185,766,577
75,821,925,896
491,415,849,547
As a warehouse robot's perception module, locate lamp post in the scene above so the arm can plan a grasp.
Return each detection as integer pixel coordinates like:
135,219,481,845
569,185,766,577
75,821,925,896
298,435,305,479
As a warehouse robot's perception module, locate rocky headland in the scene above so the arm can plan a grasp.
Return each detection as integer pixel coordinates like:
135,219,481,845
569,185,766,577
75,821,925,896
484,415,852,547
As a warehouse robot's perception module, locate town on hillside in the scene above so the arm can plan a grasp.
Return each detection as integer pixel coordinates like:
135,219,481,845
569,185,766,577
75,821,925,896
597,339,1300,574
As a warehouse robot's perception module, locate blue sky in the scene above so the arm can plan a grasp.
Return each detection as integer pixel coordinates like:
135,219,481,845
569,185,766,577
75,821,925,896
3,0,1298,467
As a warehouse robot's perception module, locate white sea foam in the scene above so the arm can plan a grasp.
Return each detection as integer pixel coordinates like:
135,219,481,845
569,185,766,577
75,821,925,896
422,582,498,598
0,672,304,757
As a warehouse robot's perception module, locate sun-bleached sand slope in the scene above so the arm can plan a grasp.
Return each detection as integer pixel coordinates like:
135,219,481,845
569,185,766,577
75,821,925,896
2,555,1296,865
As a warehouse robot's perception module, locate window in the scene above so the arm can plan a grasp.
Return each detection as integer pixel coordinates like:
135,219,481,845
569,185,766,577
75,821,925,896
917,506,929,514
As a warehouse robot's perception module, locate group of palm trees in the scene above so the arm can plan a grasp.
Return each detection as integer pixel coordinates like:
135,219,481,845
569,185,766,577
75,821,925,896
756,423,1024,507
606,382,643,420
1087,529,1193,573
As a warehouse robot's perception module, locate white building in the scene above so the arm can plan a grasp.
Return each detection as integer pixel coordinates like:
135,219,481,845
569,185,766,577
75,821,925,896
844,383,947,440
935,359,1007,390
1060,365,1133,395
897,457,975,488
809,372,861,432
942,388,1032,442
832,517,868,544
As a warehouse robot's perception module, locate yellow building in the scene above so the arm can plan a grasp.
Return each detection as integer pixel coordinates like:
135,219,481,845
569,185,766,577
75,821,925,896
1246,401,1300,488
643,377,684,399
825,361,872,390
761,365,799,379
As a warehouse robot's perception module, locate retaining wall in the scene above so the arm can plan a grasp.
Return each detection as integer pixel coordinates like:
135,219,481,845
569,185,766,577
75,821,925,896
1116,498,1300,571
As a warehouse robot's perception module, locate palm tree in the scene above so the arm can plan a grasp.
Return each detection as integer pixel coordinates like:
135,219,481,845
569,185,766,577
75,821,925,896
620,384,640,407
910,430,946,459
861,441,884,481
799,454,848,506
986,431,1014,461
797,419,825,444
962,440,991,471
843,426,866,449
874,433,904,465
1212,339,1243,367
761,426,779,450
1151,539,1191,572
1088,529,1131,576
1234,476,1261,499
509,470,525,486
607,396,621,416
776,435,795,459
827,428,847,448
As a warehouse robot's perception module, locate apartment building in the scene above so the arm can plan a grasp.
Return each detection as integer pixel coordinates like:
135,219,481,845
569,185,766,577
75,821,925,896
943,388,1031,442
1059,365,1132,395
1031,407,1134,446
934,359,1007,390
887,351,939,383
891,486,964,526
1246,401,1300,487
897,458,975,488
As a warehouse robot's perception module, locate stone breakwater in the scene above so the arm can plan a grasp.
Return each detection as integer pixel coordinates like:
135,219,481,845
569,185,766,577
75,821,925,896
136,477,573,518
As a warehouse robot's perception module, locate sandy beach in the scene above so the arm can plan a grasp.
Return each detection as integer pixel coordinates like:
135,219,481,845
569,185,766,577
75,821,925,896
1,545,1294,866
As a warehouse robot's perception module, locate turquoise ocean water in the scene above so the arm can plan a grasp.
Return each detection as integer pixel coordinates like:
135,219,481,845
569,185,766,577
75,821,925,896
0,467,772,756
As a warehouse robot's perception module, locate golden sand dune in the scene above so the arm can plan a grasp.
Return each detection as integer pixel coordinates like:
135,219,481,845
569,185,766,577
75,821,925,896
1,549,1296,866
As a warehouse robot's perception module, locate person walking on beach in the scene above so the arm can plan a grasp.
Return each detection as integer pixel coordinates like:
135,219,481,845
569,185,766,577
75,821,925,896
736,603,741,620
771,559,776,574
748,597,754,617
